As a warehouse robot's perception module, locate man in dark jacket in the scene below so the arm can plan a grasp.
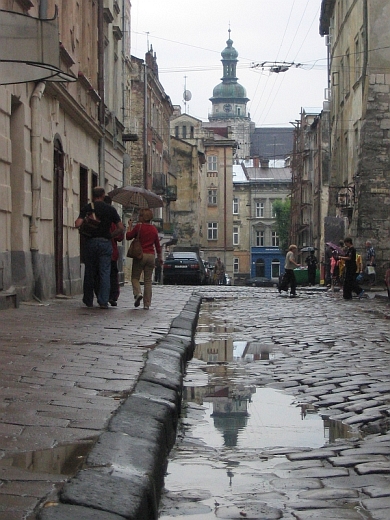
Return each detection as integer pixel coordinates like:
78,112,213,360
305,250,318,286
339,237,364,300
75,187,124,308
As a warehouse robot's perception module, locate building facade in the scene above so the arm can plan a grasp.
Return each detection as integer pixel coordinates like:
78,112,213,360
0,0,131,305
128,49,175,229
320,0,390,278
234,159,291,283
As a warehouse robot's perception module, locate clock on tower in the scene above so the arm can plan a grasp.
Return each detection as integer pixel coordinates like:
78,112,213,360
223,103,232,113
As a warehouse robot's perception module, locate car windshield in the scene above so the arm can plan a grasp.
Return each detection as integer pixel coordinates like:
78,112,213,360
168,253,198,260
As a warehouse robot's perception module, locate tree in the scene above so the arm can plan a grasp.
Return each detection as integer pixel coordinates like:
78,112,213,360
273,199,291,254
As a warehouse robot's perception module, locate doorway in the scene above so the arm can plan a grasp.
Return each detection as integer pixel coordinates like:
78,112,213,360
53,139,64,295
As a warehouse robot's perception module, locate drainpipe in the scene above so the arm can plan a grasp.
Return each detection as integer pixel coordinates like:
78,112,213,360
30,82,46,252
223,146,227,270
143,61,148,188
39,0,48,18
98,0,105,185
30,81,46,299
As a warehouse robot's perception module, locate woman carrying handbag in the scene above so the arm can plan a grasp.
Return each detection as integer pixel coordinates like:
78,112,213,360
126,208,163,310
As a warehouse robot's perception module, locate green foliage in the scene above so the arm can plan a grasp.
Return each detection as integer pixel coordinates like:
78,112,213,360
272,199,291,253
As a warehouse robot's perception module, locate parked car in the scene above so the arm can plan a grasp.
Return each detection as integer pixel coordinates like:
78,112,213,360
245,276,275,287
163,251,207,285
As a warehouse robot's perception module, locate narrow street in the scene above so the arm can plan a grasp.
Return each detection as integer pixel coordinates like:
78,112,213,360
159,286,390,520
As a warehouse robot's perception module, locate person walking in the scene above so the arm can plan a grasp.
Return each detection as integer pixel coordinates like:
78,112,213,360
126,208,162,310
365,240,376,286
339,237,365,300
278,245,301,297
305,250,318,286
214,258,225,285
75,187,124,309
104,196,124,306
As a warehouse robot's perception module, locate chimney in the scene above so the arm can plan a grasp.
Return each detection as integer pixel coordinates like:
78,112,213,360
260,158,269,168
253,156,260,168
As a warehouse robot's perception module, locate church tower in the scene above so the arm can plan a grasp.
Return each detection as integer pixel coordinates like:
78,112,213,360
207,30,252,160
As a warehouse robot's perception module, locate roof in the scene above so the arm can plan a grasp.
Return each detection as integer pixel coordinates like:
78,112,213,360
247,167,292,182
250,127,293,159
233,162,291,183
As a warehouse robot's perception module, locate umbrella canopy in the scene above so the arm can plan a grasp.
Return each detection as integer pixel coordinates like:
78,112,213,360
326,242,344,255
108,186,163,209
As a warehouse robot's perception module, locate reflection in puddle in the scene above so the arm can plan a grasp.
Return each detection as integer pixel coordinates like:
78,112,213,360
0,439,96,476
159,300,357,519
184,386,329,449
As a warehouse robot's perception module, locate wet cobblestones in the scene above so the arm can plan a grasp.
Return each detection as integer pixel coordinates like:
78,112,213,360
160,286,390,520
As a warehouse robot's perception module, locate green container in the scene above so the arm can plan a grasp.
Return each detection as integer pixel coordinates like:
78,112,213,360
293,268,320,285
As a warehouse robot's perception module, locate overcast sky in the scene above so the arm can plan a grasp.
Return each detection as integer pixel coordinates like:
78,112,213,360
131,0,328,128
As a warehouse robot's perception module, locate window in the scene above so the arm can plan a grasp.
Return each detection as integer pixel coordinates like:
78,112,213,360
233,226,239,246
272,259,280,278
182,126,187,139
271,201,278,218
234,258,239,273
271,231,279,247
255,202,264,217
175,126,179,138
208,189,217,205
190,126,194,138
233,197,239,214
255,258,265,277
207,222,218,240
207,155,218,171
255,231,264,246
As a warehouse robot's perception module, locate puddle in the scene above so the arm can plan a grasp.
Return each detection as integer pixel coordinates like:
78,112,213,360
183,386,329,449
0,439,96,476
159,299,357,519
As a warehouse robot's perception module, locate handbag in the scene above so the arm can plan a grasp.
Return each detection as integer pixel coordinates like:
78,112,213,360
79,202,100,237
127,224,143,260
367,266,376,275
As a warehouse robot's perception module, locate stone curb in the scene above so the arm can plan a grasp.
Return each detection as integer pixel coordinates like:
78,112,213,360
38,294,202,520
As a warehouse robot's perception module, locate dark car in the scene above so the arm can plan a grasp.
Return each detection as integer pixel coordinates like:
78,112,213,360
163,251,206,285
245,276,275,287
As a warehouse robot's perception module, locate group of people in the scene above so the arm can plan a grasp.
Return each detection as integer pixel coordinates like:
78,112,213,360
279,238,375,300
327,240,376,291
75,186,162,310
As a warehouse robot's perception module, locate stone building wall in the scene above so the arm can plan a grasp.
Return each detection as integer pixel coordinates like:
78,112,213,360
357,74,390,270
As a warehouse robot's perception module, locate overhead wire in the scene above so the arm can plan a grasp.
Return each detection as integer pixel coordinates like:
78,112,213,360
248,1,297,123
257,1,320,127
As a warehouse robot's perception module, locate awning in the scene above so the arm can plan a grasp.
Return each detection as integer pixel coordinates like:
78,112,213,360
0,8,76,84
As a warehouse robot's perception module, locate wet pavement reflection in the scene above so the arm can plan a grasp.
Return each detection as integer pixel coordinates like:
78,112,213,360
159,298,356,520
0,439,96,476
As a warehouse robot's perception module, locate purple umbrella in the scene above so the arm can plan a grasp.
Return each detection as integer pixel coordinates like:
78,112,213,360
326,242,344,254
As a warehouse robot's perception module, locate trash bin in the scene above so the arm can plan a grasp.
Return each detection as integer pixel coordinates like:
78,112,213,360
294,267,320,285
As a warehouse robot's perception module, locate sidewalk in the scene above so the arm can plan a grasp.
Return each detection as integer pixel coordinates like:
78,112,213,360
0,284,198,520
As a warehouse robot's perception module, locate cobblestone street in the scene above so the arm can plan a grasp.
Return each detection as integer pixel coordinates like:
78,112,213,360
0,285,389,519
160,286,390,520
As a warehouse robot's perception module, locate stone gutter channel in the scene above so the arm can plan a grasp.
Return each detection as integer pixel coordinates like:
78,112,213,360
39,294,202,520
37,290,390,520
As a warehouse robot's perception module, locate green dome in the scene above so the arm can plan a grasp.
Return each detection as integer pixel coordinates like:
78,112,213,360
221,38,238,60
212,82,247,100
